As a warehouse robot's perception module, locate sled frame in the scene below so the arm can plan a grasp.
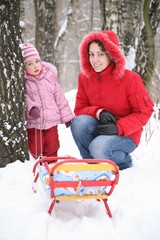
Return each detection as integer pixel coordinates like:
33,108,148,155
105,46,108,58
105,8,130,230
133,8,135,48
32,157,119,218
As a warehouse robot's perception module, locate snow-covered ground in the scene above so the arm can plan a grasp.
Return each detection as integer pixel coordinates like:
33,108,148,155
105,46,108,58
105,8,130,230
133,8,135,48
0,89,160,240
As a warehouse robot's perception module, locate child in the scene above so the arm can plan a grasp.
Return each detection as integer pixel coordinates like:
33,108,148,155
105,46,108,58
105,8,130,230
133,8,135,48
21,43,74,159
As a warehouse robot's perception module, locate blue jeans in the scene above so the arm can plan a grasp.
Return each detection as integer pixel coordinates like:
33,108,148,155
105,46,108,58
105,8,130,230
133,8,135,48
71,115,137,170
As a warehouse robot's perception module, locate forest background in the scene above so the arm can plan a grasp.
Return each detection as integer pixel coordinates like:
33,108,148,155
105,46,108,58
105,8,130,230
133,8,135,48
0,0,160,166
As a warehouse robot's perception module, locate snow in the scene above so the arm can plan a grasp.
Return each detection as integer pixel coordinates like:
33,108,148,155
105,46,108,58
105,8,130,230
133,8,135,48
125,46,136,70
54,19,68,49
0,89,160,240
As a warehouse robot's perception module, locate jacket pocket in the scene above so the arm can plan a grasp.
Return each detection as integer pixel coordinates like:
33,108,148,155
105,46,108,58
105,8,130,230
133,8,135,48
135,93,154,113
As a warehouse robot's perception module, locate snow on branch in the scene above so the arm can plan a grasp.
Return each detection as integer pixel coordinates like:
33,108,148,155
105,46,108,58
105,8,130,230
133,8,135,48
54,3,73,49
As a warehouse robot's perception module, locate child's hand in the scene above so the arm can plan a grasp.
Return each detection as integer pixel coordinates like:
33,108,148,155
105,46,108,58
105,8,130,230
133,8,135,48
30,107,40,118
65,121,72,128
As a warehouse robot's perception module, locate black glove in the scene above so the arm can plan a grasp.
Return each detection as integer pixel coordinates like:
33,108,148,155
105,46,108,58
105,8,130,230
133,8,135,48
96,122,118,135
99,110,116,124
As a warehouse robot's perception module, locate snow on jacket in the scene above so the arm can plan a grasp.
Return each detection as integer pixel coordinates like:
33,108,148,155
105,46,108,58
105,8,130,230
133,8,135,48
25,62,75,130
74,30,154,146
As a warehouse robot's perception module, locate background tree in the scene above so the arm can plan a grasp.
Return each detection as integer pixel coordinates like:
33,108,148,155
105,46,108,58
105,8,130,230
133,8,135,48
99,0,119,32
134,0,160,91
0,0,29,167
20,0,36,44
34,0,56,63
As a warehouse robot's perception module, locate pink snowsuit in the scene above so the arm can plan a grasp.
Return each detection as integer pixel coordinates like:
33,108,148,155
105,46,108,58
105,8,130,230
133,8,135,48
25,62,74,158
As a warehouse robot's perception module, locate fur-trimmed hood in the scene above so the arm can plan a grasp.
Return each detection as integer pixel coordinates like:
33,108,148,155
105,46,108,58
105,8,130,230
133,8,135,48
79,30,126,80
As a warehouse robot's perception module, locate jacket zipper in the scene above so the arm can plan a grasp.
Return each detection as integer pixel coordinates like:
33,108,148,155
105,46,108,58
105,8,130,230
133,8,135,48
98,73,101,81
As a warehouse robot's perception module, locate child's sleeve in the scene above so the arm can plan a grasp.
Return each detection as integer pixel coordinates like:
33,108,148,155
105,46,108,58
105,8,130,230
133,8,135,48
42,61,58,79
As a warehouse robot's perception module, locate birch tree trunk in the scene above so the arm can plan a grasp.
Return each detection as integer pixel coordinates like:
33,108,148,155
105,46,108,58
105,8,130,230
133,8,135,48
0,0,29,167
99,0,119,32
99,0,141,64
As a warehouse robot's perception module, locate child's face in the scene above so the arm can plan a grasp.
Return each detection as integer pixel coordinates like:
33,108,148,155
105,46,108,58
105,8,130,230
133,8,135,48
25,59,42,76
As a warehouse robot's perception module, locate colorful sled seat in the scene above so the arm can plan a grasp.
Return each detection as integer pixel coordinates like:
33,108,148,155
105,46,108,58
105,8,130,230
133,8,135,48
32,157,119,218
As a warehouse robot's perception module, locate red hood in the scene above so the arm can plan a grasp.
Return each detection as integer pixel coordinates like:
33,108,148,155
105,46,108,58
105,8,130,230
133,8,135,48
79,30,126,80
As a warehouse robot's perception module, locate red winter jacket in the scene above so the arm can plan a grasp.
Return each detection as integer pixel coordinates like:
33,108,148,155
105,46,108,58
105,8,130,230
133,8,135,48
74,31,154,146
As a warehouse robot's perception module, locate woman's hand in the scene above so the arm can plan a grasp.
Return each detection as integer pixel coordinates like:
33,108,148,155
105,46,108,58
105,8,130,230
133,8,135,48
99,110,116,123
96,122,118,135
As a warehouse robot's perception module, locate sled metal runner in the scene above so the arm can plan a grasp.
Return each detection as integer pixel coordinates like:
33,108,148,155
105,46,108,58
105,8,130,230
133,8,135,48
32,156,119,218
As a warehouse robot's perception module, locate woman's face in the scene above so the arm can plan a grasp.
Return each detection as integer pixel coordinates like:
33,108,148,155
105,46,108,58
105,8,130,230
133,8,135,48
89,42,111,72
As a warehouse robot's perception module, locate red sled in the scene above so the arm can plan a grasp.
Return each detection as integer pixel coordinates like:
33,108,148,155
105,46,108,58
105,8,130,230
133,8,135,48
32,156,119,218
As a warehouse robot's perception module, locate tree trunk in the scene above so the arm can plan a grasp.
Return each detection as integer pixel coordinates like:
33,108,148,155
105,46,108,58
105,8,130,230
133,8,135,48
0,0,29,167
117,0,142,56
99,0,119,32
134,0,159,90
99,0,142,62
34,0,56,63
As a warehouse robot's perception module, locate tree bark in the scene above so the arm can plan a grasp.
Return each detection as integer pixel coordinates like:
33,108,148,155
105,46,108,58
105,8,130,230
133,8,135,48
99,0,141,59
0,0,29,167
134,0,160,90
34,0,56,63
99,0,119,32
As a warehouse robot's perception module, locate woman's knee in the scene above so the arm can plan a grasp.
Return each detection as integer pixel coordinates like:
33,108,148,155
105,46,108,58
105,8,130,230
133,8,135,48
89,136,108,158
71,115,97,132
89,135,123,159
89,135,135,165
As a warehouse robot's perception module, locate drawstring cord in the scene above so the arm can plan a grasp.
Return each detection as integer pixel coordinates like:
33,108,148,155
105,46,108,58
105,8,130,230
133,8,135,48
34,108,44,159
39,110,43,157
35,128,38,158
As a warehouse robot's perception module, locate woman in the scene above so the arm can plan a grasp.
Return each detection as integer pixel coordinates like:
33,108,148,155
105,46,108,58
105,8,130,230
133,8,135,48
71,30,154,170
